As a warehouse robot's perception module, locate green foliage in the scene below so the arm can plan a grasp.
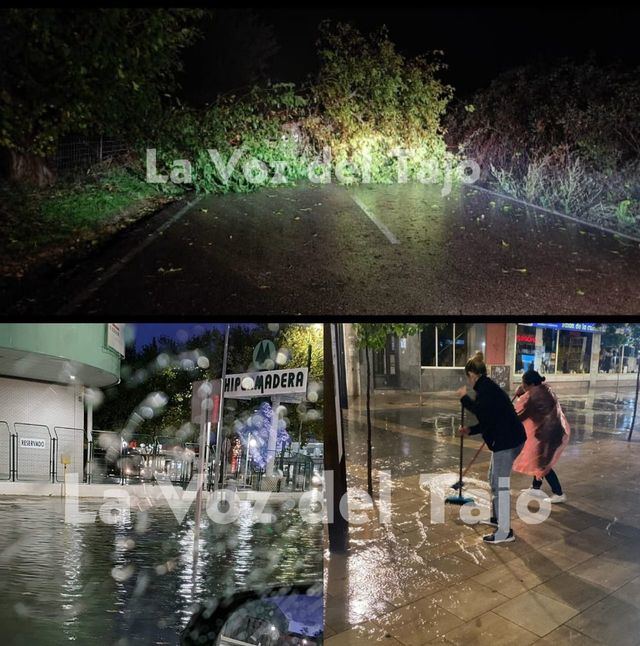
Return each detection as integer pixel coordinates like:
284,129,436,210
308,22,454,184
354,323,422,350
152,83,311,193
448,61,640,229
95,324,324,444
615,199,637,226
601,324,640,351
0,165,179,276
0,8,202,156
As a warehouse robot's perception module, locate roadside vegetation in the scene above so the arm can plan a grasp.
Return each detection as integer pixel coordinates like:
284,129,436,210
447,61,640,232
1,9,638,278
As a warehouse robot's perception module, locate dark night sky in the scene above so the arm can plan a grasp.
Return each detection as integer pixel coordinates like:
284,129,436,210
259,6,640,96
127,323,225,350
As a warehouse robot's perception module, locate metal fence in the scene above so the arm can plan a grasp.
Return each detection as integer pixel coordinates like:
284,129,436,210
0,420,320,493
0,422,10,480
51,135,128,175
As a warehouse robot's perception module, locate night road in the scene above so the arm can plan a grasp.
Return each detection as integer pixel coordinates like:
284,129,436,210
7,183,640,317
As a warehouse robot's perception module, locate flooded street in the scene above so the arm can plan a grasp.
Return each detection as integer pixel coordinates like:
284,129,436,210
325,385,640,644
0,497,322,645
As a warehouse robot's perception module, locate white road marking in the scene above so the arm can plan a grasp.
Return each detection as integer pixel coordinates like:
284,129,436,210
350,193,400,245
56,195,203,314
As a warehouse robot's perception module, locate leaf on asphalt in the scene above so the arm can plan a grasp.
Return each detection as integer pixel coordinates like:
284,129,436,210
514,268,528,273
501,240,510,247
575,268,591,272
576,289,585,295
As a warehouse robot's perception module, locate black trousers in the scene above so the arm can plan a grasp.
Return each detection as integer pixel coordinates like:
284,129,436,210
531,468,563,495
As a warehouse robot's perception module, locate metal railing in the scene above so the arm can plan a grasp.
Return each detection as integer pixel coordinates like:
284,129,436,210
0,422,321,493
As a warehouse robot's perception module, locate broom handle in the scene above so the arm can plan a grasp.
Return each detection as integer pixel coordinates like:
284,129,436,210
459,402,465,486
461,442,485,478
458,392,518,480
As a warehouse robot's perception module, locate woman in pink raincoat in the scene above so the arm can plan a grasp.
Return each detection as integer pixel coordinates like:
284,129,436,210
513,369,570,503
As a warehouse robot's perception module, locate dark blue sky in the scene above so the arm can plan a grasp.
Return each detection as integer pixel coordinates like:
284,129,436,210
127,323,230,350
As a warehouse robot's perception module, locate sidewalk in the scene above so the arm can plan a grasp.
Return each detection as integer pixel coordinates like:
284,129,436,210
324,387,640,645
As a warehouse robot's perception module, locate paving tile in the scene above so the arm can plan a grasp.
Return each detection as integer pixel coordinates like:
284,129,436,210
532,571,610,611
492,590,579,636
532,624,602,644
453,543,521,569
428,580,510,621
569,554,640,592
612,575,640,610
442,610,538,646
471,563,540,598
325,592,374,634
567,594,640,646
373,596,464,646
537,539,598,569
325,621,404,645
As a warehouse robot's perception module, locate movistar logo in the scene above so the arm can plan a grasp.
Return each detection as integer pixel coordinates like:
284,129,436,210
253,340,276,367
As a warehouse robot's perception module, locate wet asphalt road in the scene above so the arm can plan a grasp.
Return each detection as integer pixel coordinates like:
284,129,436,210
9,182,640,316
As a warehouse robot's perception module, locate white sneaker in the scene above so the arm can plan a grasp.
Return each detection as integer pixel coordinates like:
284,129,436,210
546,494,567,504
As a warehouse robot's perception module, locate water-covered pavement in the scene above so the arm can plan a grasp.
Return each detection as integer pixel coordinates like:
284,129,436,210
0,497,322,645
325,386,640,644
7,182,640,316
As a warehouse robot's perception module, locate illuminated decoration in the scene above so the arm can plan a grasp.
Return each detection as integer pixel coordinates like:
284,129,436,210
236,402,291,470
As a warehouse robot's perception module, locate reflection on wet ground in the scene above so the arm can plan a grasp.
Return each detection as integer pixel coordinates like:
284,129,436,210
325,387,640,645
0,498,322,645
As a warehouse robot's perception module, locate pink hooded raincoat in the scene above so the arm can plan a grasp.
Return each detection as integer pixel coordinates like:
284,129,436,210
512,383,570,479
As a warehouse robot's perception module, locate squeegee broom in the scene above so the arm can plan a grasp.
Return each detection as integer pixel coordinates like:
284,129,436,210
445,402,474,505
449,393,517,491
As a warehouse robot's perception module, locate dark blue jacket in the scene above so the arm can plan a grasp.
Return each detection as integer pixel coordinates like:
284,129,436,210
460,375,526,452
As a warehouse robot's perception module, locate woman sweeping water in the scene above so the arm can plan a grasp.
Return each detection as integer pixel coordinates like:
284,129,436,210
513,369,570,503
456,352,526,544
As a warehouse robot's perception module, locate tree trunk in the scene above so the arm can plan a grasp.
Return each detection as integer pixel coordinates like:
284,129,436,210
628,361,640,441
1,148,56,187
365,346,373,498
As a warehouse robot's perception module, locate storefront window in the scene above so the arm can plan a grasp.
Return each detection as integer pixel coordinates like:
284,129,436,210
454,325,469,367
515,325,536,374
557,330,592,373
420,325,436,366
421,324,475,367
437,324,454,367
540,328,557,374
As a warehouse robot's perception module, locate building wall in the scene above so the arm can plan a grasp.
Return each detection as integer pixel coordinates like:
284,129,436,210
398,334,422,391
486,323,507,364
0,376,84,480
0,323,120,385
